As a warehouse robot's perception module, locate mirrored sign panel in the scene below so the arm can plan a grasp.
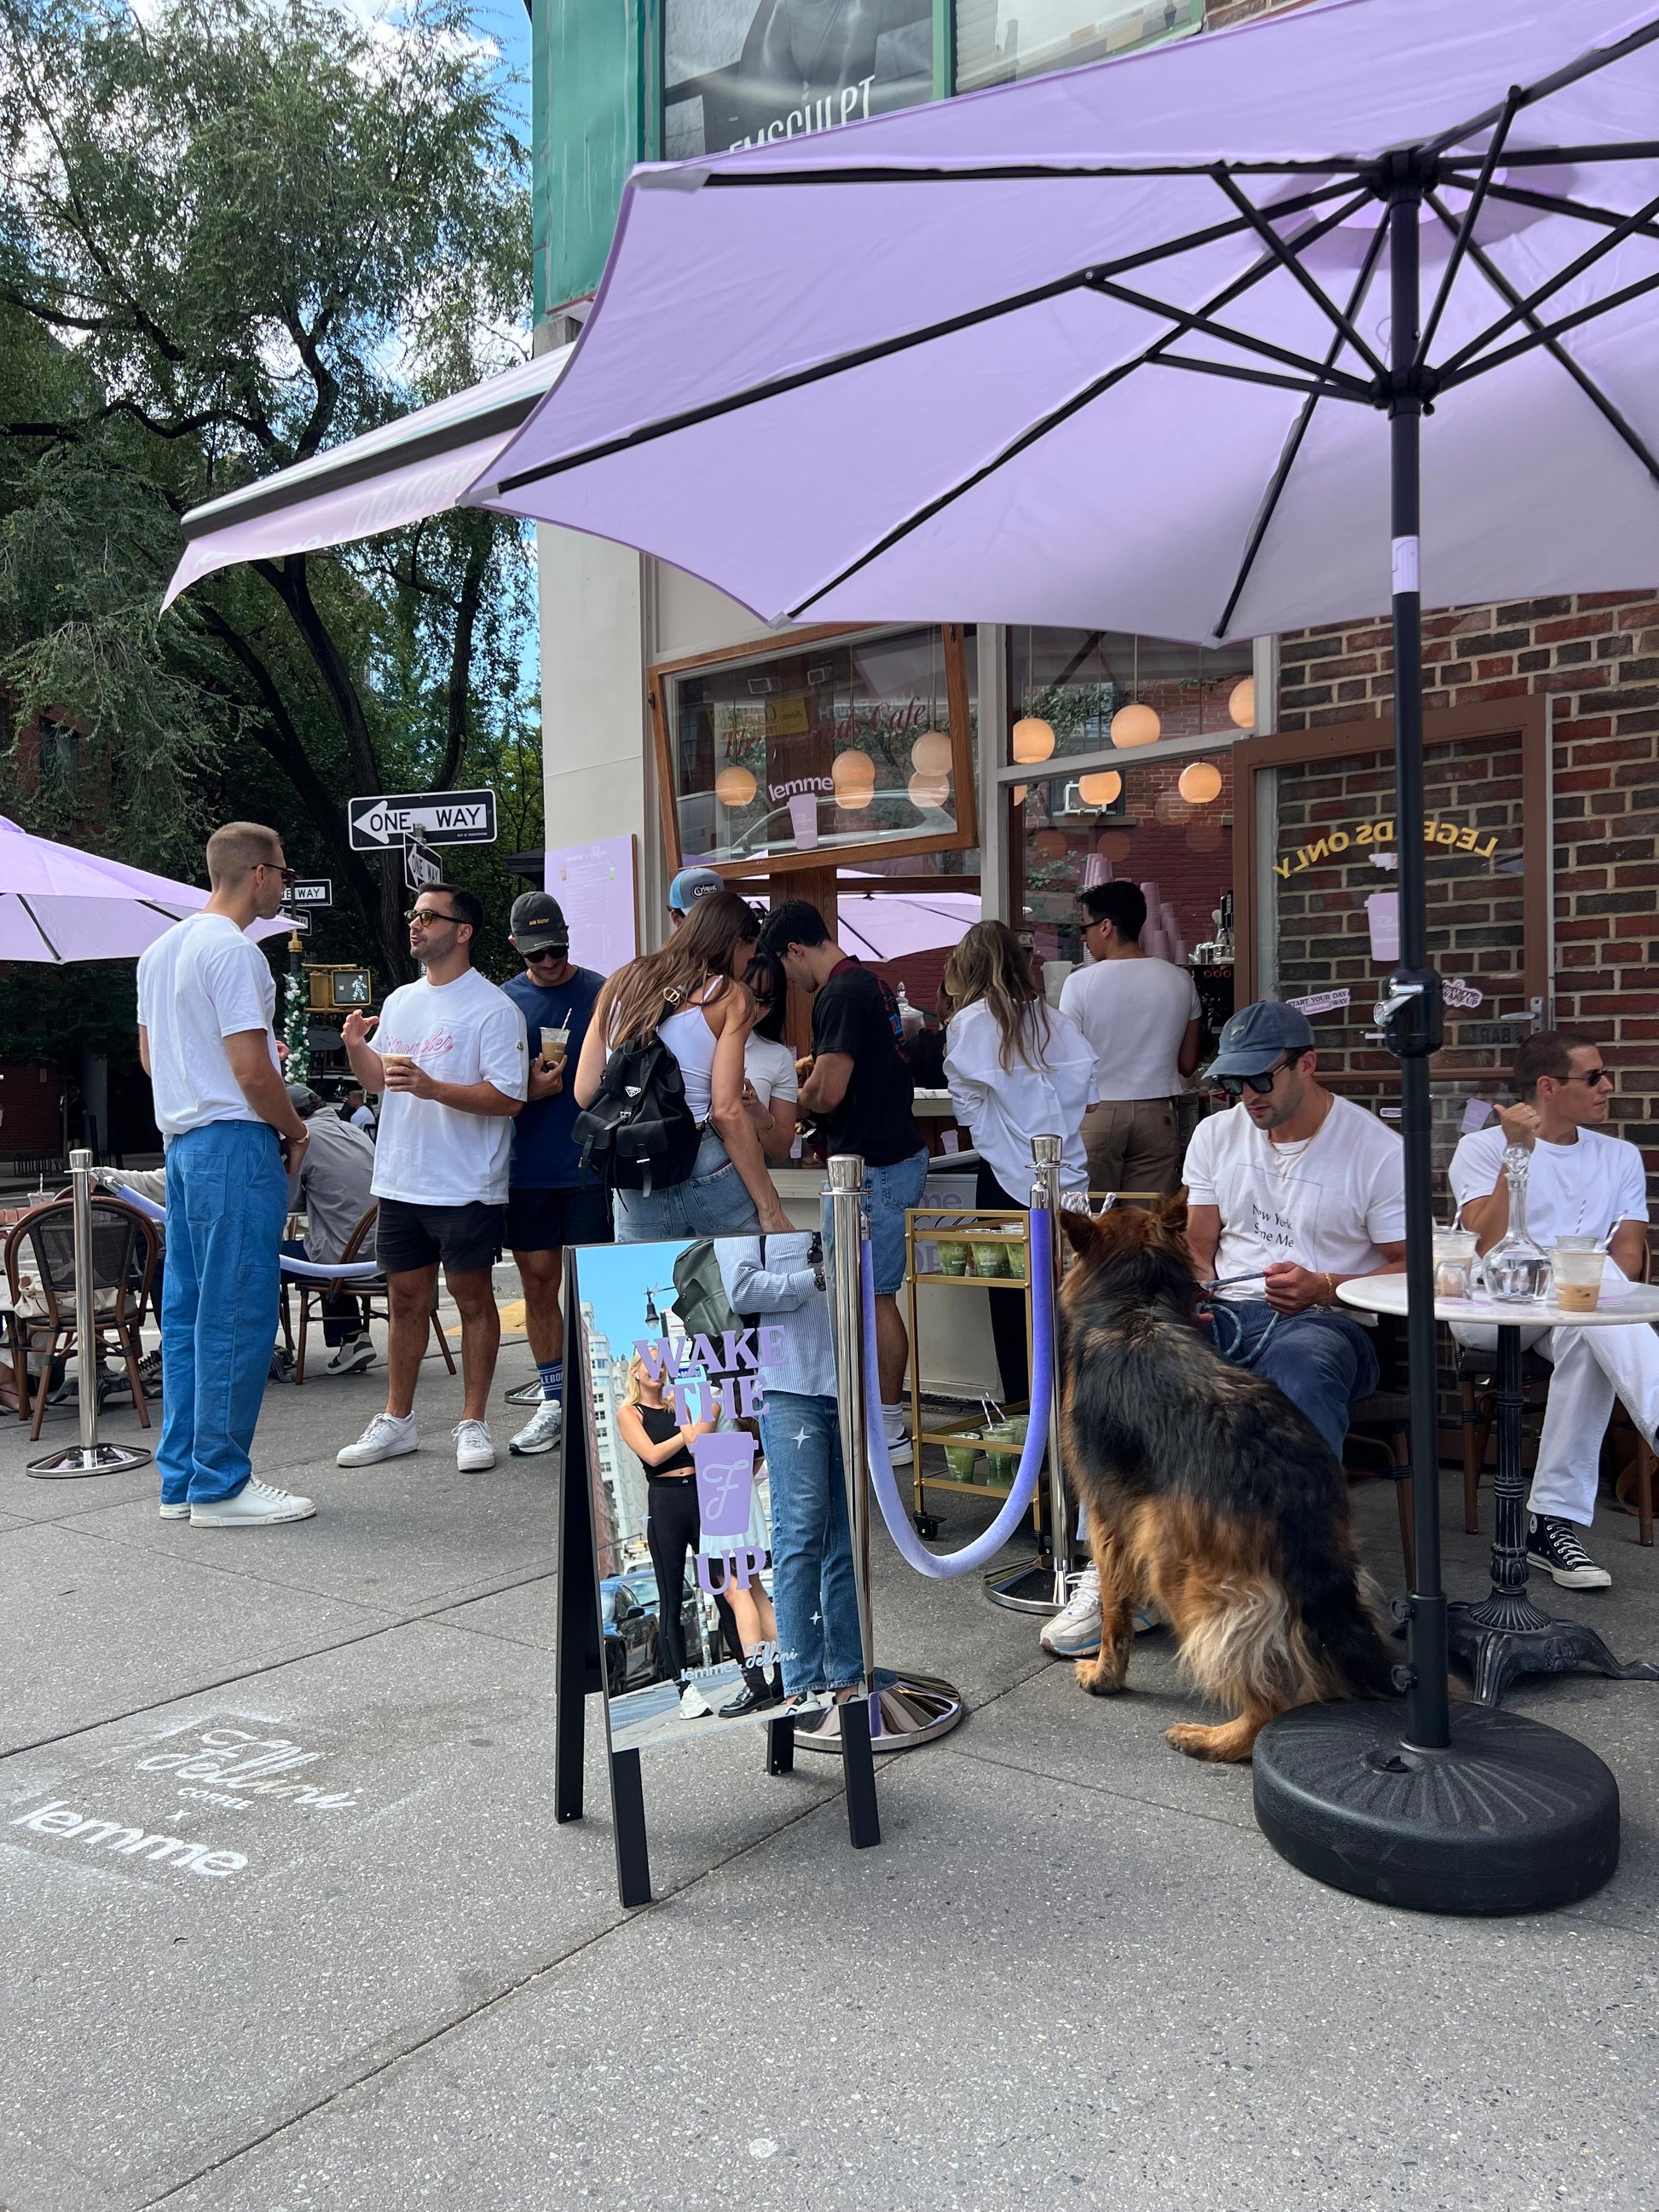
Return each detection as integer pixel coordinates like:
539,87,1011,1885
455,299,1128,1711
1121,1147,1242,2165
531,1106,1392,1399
573,1233,864,1755
664,0,934,161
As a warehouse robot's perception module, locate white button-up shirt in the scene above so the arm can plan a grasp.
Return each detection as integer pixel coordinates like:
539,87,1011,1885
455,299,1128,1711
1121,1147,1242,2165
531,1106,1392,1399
943,1000,1095,1200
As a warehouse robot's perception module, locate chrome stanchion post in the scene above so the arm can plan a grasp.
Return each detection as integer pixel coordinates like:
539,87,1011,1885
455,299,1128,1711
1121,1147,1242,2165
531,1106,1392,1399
984,1131,1072,1614
796,1153,962,1757
27,1147,153,1478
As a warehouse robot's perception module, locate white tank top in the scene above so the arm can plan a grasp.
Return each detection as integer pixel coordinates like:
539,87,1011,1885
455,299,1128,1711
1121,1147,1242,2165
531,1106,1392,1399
656,980,722,1123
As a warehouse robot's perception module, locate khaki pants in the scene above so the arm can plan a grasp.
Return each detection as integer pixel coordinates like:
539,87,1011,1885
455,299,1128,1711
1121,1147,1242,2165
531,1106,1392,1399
1081,1098,1181,1199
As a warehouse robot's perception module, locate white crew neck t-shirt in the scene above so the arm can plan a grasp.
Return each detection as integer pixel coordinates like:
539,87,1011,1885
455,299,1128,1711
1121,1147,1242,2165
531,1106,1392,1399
1449,1124,1649,1251
136,912,278,1138
370,968,528,1208
744,1033,800,1110
1183,1094,1407,1300
1058,956,1200,1100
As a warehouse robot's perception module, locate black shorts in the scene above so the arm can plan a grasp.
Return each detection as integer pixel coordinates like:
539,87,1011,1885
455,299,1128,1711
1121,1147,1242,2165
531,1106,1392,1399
506,1182,613,1255
374,1197,505,1277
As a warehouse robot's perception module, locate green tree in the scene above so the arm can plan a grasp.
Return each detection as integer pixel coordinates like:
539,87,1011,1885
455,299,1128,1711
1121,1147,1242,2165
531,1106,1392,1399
0,0,538,994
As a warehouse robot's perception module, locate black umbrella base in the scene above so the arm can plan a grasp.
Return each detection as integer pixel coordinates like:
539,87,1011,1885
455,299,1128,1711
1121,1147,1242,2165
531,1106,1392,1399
1252,1701,1619,1916
1446,1596,1659,1706
26,1441,153,1479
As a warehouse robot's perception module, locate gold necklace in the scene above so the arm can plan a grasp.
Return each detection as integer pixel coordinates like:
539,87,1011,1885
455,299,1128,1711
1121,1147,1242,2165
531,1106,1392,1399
1267,1090,1333,1185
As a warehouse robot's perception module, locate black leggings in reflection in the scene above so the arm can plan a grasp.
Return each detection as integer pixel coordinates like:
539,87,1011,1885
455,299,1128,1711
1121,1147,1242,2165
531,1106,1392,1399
976,1163,1032,1408
646,1478,743,1684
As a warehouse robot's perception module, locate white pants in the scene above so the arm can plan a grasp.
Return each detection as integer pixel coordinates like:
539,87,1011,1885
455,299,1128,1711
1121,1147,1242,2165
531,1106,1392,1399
1453,1320,1659,1526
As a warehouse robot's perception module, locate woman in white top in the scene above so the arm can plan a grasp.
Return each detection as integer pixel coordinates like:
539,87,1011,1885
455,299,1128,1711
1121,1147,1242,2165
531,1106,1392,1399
740,950,800,1165
943,920,1095,1402
574,892,789,1242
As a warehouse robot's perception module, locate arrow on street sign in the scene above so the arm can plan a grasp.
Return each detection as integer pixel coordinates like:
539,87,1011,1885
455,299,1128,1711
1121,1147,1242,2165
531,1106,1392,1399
348,788,497,850
404,840,444,892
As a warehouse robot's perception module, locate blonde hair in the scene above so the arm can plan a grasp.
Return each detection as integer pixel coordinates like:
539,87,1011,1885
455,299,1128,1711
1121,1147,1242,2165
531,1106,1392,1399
205,821,283,888
623,1351,667,1406
596,890,760,1050
942,919,1054,1072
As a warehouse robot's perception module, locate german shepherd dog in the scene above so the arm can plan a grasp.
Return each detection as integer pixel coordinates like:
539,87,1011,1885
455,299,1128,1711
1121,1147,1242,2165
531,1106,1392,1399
1058,1198,1396,1762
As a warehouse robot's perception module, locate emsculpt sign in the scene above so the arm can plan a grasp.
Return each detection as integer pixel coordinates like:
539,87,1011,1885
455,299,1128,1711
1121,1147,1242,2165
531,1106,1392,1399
349,789,497,850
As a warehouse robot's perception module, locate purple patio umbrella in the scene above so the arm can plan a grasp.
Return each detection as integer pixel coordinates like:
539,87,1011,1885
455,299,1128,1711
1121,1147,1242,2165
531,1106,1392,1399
0,817,290,962
459,0,1659,1913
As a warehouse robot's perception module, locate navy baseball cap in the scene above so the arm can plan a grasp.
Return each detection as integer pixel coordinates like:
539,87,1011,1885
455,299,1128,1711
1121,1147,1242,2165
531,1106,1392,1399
668,866,725,914
1204,999,1316,1081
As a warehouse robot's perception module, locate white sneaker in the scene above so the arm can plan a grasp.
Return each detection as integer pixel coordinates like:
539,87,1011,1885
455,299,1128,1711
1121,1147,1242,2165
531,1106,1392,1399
190,1477,316,1528
159,1499,190,1521
883,1427,913,1469
338,1412,418,1467
509,1398,563,1457
1040,1564,1102,1656
454,1418,495,1472
678,1682,714,1718
327,1334,376,1376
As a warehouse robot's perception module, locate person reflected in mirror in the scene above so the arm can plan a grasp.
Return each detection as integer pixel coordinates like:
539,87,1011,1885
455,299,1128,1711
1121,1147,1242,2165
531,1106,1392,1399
741,950,800,1165
717,1232,862,1720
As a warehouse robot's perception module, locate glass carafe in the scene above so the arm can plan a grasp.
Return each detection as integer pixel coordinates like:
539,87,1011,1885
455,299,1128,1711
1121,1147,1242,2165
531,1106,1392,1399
1477,1145,1552,1303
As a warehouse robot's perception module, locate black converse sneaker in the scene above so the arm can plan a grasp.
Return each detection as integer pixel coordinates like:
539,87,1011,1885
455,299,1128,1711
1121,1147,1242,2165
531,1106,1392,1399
1526,1515,1612,1591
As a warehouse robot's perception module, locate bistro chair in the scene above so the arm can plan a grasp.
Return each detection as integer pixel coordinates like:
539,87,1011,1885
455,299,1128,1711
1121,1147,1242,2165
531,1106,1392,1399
3,1193,158,1440
281,1203,456,1386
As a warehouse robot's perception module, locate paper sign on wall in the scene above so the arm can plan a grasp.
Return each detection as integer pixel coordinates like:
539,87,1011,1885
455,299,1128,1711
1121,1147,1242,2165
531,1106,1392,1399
1366,891,1400,964
1286,988,1351,1016
546,835,638,978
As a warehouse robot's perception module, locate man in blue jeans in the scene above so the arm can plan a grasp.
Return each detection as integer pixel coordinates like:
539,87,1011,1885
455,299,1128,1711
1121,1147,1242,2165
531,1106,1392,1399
761,898,929,1466
136,822,315,1528
1043,999,1407,1659
717,1233,863,1702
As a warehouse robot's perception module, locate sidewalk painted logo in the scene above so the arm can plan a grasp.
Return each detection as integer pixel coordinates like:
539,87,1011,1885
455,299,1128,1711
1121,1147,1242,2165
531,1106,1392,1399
9,1800,246,1878
128,1724,359,1811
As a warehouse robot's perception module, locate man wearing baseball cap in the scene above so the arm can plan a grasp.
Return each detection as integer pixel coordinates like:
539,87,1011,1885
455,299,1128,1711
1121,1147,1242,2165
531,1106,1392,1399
500,891,610,1455
668,865,725,927
1184,999,1408,1453
280,1082,378,1372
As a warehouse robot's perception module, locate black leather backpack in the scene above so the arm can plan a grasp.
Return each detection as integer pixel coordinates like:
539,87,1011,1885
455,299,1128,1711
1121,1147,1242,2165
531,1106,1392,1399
571,1034,702,1193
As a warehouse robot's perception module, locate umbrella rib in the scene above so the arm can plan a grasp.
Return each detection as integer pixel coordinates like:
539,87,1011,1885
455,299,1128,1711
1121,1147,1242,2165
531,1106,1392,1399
1214,210,1391,643
1420,14,1659,159
1478,178,1659,243
783,205,1373,622
1435,263,1659,389
1442,141,1659,168
1153,355,1365,401
17,896,63,962
1084,274,1375,398
1416,87,1522,372
695,159,1377,188
1425,192,1659,486
1436,189,1659,378
489,183,1364,499
1208,168,1387,380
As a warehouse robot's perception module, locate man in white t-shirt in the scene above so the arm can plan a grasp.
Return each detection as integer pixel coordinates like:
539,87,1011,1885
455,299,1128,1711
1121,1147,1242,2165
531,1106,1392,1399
1449,1031,1657,1591
1059,881,1201,1198
136,821,315,1529
1184,1001,1407,1455
336,886,530,1474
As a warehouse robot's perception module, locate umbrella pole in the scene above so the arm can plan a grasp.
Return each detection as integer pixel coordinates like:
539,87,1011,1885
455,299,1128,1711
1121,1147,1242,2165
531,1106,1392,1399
1249,156,1621,1915
26,1147,153,1480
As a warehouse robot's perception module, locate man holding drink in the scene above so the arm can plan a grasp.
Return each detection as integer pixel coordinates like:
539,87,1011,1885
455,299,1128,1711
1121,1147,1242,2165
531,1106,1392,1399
500,892,609,1455
336,886,530,1472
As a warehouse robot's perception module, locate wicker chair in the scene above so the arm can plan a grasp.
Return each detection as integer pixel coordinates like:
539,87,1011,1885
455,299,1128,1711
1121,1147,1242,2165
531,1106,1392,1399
4,1194,159,1440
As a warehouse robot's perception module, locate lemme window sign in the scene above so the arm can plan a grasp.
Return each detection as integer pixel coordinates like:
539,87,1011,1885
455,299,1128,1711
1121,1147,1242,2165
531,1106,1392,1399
663,0,934,161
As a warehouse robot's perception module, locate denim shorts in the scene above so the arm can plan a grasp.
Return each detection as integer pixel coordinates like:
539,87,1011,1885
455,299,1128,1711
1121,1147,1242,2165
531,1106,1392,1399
612,1128,761,1244
822,1146,930,1297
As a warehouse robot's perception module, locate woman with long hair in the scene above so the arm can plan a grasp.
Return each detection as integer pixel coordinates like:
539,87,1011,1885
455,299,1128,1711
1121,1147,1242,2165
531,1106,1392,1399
740,950,799,1166
574,891,789,1240
941,919,1095,1402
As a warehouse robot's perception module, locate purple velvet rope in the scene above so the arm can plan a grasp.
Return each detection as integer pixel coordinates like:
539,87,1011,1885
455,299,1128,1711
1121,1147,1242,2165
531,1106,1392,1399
118,1184,382,1282
861,1206,1054,1579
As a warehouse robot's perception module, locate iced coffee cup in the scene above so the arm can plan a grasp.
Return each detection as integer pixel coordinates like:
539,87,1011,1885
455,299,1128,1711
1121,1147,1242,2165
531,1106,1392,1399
540,1025,569,1067
380,1051,413,1072
1552,1246,1604,1314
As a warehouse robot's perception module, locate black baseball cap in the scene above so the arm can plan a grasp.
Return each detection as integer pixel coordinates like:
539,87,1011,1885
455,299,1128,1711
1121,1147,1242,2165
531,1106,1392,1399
510,891,569,954
1204,999,1316,1080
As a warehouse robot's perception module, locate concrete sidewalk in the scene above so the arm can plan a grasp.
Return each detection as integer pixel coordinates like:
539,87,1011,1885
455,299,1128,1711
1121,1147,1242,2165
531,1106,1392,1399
4,1331,1659,2211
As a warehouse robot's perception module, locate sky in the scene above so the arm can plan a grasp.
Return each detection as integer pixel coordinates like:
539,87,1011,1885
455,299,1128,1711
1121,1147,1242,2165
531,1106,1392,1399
472,0,531,131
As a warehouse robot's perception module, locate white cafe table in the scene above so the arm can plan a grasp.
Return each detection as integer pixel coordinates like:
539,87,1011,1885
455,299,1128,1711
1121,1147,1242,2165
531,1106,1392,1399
1338,1272,1659,1705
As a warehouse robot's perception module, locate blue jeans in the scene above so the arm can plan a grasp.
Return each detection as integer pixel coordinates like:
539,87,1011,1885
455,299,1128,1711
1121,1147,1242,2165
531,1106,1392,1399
159,1122,288,1505
1203,1300,1379,1459
760,1391,863,1695
613,1129,760,1244
820,1147,930,1297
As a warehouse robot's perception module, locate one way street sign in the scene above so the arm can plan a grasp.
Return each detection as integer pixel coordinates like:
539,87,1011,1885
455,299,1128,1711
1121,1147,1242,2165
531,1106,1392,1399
348,788,497,850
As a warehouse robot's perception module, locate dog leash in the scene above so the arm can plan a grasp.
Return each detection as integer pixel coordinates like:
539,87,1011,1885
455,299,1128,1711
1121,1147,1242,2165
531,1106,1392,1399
1203,1290,1284,1369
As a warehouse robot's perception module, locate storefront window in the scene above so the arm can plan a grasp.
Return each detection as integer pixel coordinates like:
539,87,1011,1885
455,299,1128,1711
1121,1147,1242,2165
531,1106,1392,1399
1008,626,1253,765
655,625,977,875
955,0,1199,93
663,0,934,161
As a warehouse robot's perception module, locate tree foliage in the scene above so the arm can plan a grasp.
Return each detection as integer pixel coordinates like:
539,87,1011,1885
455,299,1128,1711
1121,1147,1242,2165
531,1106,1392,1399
0,0,539,1010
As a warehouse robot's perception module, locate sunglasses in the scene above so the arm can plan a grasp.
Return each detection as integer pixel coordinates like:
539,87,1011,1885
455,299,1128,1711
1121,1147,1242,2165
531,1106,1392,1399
524,944,569,962
1217,1056,1290,1100
263,863,298,887
1561,1068,1613,1087
405,906,459,927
